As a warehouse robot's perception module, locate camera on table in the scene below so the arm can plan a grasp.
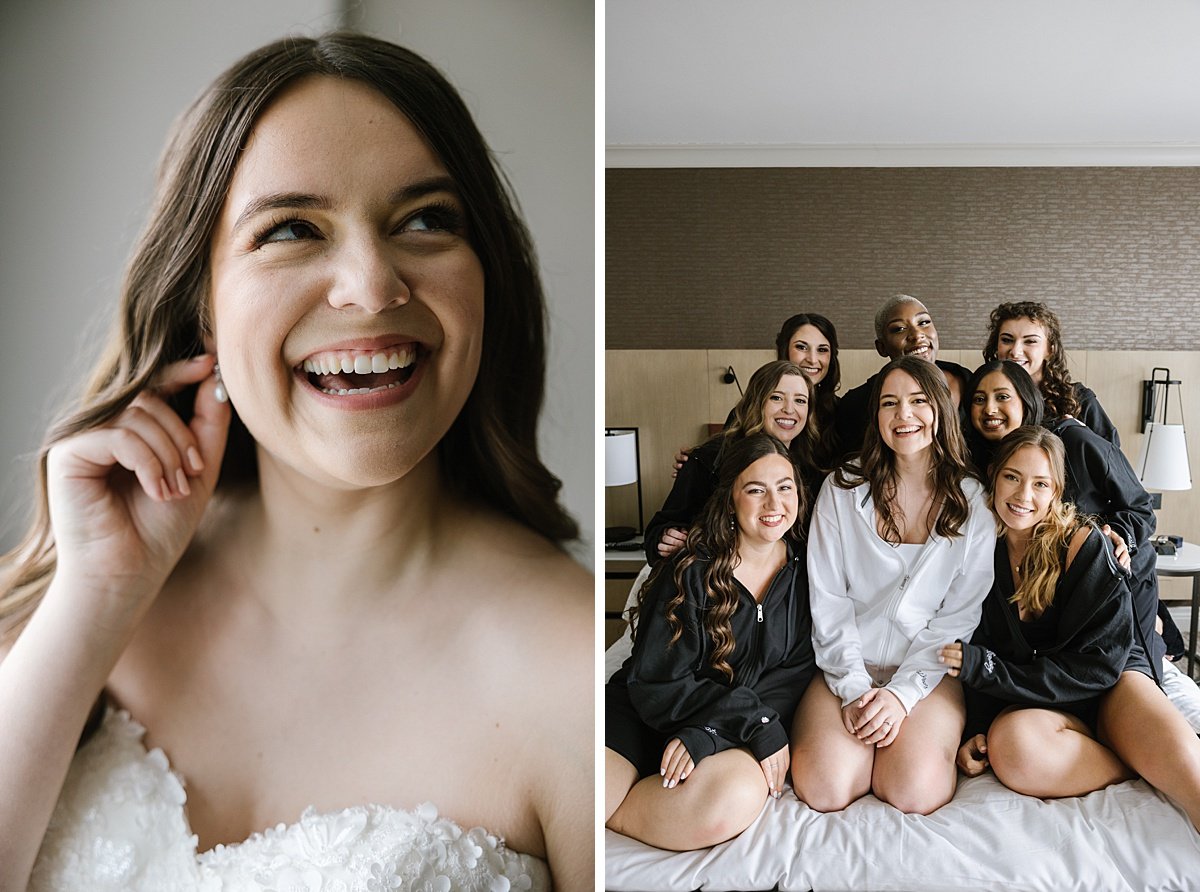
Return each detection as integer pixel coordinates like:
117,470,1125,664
1153,534,1184,556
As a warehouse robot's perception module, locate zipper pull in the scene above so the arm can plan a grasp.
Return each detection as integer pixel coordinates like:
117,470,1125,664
757,603,764,623
899,575,910,591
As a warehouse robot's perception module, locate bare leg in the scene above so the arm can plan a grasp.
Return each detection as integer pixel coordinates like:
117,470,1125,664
872,676,964,814
605,748,640,824
988,707,1133,798
790,674,874,812
1099,670,1200,832
606,747,768,850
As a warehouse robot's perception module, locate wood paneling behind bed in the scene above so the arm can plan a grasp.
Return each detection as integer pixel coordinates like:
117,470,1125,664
606,348,1200,606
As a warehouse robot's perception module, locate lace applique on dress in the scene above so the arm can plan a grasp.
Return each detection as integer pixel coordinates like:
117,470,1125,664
31,710,550,892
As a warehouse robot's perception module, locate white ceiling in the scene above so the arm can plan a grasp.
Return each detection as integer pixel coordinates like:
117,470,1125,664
605,0,1200,166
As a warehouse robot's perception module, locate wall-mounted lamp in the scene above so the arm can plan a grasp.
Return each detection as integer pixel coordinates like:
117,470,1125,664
722,365,744,396
605,428,643,545
1137,367,1191,492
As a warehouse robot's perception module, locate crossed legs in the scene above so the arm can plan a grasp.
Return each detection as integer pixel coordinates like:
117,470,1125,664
605,746,768,851
789,674,964,815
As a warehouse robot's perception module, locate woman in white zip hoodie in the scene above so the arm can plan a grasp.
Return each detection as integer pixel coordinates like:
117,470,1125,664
790,355,995,815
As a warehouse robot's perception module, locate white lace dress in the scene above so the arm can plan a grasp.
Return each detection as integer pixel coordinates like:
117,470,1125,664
30,710,551,892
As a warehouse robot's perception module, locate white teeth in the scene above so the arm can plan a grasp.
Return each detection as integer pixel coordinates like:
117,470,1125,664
895,425,921,434
302,346,417,376
1006,503,1033,515
318,381,405,396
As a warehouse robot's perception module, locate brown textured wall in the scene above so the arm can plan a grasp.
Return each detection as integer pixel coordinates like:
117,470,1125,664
606,167,1200,351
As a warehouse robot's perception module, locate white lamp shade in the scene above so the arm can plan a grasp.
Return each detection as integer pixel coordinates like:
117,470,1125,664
605,431,638,486
1137,422,1192,491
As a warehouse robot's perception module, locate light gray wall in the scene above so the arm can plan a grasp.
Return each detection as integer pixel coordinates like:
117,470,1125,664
0,1,596,568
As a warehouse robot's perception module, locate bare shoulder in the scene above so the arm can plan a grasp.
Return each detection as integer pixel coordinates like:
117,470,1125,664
451,509,592,647
1064,524,1095,571
450,511,593,885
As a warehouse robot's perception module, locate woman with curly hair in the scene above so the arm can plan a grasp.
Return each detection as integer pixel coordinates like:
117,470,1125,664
941,426,1200,834
606,434,816,850
790,355,994,816
644,360,820,565
983,300,1120,445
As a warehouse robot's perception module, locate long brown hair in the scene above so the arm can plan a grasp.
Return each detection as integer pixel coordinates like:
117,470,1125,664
632,435,806,681
987,426,1080,617
983,301,1079,421
835,355,971,544
773,313,841,468
724,360,819,473
0,33,576,640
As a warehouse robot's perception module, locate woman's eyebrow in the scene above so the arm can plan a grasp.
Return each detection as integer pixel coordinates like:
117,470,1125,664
231,176,461,235
232,192,330,233
388,175,460,205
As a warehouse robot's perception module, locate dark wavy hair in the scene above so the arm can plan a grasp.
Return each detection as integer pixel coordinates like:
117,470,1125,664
835,355,972,544
0,32,576,639
964,360,1045,476
773,313,841,468
983,301,1079,421
632,434,806,681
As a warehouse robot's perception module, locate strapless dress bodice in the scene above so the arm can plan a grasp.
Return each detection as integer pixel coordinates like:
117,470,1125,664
31,709,550,892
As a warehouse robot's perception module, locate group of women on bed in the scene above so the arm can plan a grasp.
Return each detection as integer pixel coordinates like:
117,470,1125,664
605,295,1200,852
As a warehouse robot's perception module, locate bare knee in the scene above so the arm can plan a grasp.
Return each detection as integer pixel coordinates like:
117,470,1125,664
683,772,768,847
792,756,866,813
988,711,1050,793
873,766,955,815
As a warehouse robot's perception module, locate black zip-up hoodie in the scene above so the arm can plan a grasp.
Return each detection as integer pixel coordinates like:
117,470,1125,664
609,540,815,766
958,526,1134,738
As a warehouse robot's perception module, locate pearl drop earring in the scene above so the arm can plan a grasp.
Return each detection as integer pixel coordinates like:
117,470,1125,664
213,363,228,404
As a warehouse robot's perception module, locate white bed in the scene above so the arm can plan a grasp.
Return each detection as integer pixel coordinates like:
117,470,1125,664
605,568,1200,892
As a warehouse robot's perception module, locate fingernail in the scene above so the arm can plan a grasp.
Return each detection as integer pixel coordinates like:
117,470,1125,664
187,447,204,473
175,468,191,497
660,768,665,776
662,778,668,788
159,478,171,501
669,780,677,789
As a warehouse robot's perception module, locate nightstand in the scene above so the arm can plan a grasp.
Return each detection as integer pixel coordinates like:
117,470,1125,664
1156,542,1200,678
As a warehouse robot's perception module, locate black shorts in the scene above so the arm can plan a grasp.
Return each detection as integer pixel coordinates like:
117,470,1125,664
605,681,671,779
1122,641,1156,682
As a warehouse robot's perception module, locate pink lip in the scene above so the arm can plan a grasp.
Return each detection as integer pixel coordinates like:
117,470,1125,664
295,334,422,364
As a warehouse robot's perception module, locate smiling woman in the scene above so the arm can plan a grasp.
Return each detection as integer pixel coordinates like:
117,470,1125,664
0,33,591,892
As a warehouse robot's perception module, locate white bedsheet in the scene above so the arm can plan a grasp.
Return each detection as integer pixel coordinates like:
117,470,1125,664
605,570,1200,891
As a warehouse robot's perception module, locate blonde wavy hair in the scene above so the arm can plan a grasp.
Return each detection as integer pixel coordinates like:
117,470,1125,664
987,426,1081,617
